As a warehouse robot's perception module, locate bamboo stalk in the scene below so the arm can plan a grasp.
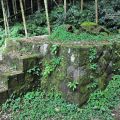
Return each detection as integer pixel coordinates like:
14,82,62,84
81,0,83,12
37,0,40,12
14,0,18,16
44,0,51,35
95,0,98,24
12,0,17,19
6,0,10,18
1,0,10,36
0,7,31,24
64,0,67,19
31,0,33,14
19,0,28,37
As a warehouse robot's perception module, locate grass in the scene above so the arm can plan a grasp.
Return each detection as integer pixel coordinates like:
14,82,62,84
1,75,120,120
49,25,115,42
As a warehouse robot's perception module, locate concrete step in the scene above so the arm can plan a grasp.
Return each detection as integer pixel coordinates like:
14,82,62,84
0,53,41,104
0,70,23,104
0,78,8,104
2,52,41,72
0,83,8,93
0,64,10,73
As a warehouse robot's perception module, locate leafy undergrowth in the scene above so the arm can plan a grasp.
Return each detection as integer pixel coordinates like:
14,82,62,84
0,2,120,47
1,75,120,120
0,21,48,47
49,25,116,42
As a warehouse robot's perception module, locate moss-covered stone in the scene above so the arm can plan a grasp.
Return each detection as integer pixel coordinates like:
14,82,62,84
0,37,120,106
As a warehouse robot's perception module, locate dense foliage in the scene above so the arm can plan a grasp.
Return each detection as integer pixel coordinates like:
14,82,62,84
0,1,120,120
49,25,114,42
0,0,120,47
1,75,120,120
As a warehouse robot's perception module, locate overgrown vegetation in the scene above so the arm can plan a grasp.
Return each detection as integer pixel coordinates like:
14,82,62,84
0,0,120,46
0,1,120,120
42,44,61,78
49,25,115,42
1,75,120,120
67,81,79,91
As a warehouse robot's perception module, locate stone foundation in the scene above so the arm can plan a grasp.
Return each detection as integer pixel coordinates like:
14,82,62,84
0,36,120,105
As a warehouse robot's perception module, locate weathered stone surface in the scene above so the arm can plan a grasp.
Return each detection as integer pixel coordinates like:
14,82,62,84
0,36,120,106
0,52,41,104
39,41,120,106
0,53,2,61
80,22,109,35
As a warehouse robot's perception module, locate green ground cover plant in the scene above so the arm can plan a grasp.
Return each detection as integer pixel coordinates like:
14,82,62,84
49,25,114,42
1,75,120,120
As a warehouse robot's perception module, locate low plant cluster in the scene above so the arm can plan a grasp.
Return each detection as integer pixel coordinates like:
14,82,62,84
42,57,61,78
1,75,120,120
67,81,79,91
42,44,61,78
49,25,114,42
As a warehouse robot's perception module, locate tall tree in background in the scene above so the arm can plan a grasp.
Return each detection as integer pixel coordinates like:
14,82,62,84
19,0,28,37
81,0,83,12
1,0,10,37
23,0,26,10
95,0,98,24
6,0,10,18
37,0,41,12
64,0,67,19
44,0,51,35
12,0,17,19
31,0,33,14
58,0,62,4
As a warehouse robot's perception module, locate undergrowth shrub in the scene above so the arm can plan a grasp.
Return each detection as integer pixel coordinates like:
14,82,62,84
0,0,119,47
1,75,120,120
49,25,113,42
10,23,24,38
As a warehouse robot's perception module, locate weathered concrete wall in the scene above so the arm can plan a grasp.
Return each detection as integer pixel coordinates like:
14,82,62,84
0,36,120,105
0,50,41,104
18,37,120,106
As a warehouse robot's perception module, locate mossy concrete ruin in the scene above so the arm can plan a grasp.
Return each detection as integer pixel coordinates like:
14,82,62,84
0,36,120,106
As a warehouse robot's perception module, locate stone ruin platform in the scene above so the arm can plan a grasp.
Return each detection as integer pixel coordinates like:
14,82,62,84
0,35,120,105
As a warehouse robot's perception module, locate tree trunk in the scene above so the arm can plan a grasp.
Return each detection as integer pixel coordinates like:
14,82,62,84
14,0,18,18
12,0,17,19
81,0,83,12
6,0,10,18
23,0,26,10
1,0,7,36
53,0,59,7
44,0,51,35
19,0,28,37
58,0,62,4
37,0,41,12
1,0,10,37
64,0,67,19
95,0,98,24
31,0,33,14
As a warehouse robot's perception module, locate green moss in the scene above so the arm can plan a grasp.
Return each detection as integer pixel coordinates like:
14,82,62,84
98,73,108,89
81,21,97,27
